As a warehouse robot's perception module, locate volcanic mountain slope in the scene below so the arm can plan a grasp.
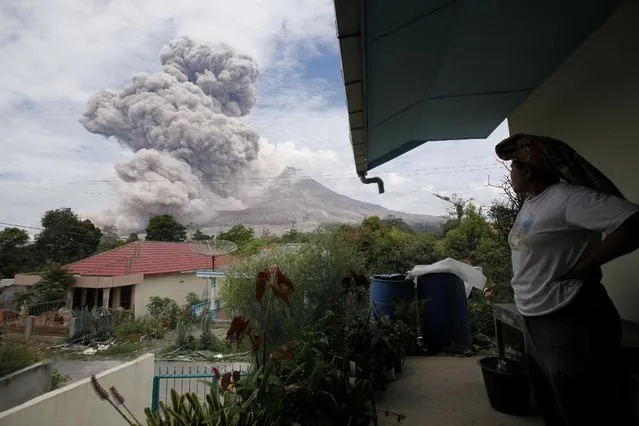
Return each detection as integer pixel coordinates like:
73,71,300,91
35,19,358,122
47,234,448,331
203,168,445,235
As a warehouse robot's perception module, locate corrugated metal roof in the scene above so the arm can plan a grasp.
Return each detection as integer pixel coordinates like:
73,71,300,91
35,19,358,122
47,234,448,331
67,241,234,277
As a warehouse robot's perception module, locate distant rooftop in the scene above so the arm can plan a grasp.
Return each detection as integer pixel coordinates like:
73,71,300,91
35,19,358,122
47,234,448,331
67,241,234,277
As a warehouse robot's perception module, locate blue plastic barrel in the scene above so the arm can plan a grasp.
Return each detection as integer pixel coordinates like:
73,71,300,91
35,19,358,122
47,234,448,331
417,273,472,353
370,274,414,319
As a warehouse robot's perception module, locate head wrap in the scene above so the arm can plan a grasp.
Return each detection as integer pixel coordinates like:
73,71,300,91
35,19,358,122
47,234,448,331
495,133,625,199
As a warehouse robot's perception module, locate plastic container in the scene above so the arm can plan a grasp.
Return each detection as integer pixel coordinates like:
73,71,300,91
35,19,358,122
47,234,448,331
370,274,414,319
479,357,532,416
417,272,471,353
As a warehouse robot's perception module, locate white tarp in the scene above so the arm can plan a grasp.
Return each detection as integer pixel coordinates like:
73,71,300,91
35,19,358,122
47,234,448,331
407,258,487,298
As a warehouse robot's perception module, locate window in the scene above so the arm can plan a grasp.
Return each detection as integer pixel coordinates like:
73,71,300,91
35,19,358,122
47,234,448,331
119,285,133,310
72,288,82,309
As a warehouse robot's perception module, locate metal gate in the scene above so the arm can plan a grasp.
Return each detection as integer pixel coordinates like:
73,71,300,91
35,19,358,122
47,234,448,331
151,363,251,412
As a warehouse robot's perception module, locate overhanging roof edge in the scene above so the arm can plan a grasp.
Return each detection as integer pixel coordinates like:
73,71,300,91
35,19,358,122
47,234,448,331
334,0,368,175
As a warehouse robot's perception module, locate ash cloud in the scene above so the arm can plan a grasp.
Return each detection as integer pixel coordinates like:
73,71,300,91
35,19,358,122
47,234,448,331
80,37,273,231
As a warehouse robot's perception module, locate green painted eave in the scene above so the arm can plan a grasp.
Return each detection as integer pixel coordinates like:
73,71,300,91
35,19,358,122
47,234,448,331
334,0,623,177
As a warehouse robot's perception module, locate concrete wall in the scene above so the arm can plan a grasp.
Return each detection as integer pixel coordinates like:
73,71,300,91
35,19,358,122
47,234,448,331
508,0,639,321
0,361,52,412
0,354,154,426
134,273,210,317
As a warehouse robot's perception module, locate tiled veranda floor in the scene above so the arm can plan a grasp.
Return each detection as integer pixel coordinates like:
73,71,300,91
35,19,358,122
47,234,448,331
376,356,543,426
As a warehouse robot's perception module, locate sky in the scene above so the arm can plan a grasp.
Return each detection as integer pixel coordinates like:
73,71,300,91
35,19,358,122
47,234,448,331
0,0,510,232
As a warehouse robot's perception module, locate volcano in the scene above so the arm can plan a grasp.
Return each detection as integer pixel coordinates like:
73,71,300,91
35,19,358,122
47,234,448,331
203,168,444,235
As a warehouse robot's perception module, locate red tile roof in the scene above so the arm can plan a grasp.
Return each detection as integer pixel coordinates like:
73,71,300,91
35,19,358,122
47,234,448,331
67,242,234,277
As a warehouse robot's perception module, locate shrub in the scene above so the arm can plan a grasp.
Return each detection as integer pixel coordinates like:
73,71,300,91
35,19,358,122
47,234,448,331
146,297,179,328
51,369,71,389
185,292,205,308
93,267,409,425
0,341,41,376
220,231,366,347
113,317,163,340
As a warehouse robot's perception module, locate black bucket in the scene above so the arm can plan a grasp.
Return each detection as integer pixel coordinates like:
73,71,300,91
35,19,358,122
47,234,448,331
479,357,532,416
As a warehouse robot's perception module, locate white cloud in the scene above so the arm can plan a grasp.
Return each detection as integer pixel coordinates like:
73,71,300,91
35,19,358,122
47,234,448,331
0,0,511,232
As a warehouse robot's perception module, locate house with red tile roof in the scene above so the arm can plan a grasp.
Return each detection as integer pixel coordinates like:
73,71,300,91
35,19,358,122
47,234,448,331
15,241,234,318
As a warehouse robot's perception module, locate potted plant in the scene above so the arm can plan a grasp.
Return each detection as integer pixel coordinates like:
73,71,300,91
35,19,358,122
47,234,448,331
478,356,532,416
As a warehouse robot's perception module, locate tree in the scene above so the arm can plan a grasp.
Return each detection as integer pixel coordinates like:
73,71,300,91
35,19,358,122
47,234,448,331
440,203,491,262
186,223,210,241
281,229,311,244
0,227,30,278
360,216,382,233
145,215,187,242
13,263,76,309
97,225,123,253
35,208,102,264
218,225,255,249
125,233,139,243
192,229,211,241
380,215,414,234
488,172,526,245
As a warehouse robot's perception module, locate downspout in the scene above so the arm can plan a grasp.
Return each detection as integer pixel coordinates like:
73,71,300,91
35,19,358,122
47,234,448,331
357,0,385,195
358,172,385,194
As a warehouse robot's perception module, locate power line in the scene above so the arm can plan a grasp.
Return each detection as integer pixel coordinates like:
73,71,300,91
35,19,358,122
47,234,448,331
0,222,43,231
1,181,498,200
0,163,504,185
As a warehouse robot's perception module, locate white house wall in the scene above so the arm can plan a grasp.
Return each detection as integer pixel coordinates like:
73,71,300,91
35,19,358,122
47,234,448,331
508,0,639,321
133,272,210,317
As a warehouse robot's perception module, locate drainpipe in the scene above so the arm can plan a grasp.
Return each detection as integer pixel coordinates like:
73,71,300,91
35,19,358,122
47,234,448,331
358,173,385,194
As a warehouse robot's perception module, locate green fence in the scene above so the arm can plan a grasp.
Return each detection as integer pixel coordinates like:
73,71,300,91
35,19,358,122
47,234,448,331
151,363,251,412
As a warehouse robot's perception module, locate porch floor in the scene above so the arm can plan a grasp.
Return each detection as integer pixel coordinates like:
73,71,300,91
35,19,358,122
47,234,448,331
376,356,543,426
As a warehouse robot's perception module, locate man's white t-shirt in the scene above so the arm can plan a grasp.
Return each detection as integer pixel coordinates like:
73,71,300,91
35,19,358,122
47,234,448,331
509,182,639,316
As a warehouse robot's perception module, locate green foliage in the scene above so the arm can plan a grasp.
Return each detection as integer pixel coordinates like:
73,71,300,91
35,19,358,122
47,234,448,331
0,341,41,376
235,238,268,257
145,215,187,242
221,232,366,346
35,208,102,264
71,306,114,339
440,204,491,262
97,225,124,253
14,263,75,308
192,229,211,241
147,297,180,328
113,318,163,340
218,225,255,250
368,230,442,274
468,296,495,338
380,215,414,234
51,369,71,390
0,227,30,278
185,292,206,308
199,312,218,350
125,233,139,243
280,228,311,244
175,318,195,348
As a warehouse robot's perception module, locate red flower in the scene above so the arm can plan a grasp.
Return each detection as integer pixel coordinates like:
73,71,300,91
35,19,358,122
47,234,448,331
213,367,221,380
274,268,293,292
271,285,292,306
226,316,251,343
220,372,232,391
253,335,262,351
254,266,294,307
256,271,267,303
